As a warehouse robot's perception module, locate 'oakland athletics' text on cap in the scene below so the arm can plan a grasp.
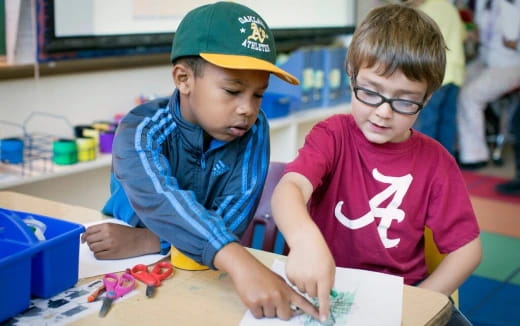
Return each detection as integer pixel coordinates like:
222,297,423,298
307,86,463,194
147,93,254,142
170,1,299,85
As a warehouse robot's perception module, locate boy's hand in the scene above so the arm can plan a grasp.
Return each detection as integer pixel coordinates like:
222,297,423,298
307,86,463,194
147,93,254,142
271,172,336,322
81,222,161,259
286,231,336,322
214,242,320,321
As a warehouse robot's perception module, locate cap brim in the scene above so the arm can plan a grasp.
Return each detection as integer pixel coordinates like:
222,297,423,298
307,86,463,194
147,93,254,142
201,53,299,85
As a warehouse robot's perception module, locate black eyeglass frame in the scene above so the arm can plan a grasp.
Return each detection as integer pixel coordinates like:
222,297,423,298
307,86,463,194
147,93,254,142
350,78,425,115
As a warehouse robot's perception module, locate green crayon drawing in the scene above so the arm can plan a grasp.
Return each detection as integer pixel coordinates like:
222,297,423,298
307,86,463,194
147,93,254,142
300,289,356,326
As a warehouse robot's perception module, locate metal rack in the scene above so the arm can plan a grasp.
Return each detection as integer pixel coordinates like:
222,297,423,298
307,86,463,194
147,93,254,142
0,112,74,177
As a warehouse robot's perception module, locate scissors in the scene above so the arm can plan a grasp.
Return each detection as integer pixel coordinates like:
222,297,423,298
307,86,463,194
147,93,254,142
98,271,136,317
130,261,174,298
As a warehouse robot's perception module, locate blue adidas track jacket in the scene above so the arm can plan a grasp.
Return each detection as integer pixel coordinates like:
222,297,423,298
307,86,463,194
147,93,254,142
102,90,270,269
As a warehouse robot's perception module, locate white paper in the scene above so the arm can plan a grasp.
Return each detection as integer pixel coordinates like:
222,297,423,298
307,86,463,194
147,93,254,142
78,219,169,279
239,259,403,326
5,0,21,65
5,0,36,65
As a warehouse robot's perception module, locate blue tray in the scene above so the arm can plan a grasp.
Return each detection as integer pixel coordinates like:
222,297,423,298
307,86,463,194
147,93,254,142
0,208,85,322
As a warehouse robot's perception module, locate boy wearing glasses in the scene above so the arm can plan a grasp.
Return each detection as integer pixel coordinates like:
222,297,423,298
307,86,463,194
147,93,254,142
271,3,481,324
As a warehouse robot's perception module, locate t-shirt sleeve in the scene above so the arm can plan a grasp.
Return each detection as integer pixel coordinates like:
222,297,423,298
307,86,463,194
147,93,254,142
285,116,344,189
426,161,480,254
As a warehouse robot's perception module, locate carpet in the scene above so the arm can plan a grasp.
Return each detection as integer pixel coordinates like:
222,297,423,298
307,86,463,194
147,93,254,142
460,274,520,326
459,171,520,325
461,171,520,204
474,233,520,286
459,233,520,326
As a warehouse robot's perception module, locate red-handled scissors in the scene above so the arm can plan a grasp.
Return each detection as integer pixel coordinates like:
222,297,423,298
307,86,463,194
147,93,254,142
130,261,174,298
99,271,136,317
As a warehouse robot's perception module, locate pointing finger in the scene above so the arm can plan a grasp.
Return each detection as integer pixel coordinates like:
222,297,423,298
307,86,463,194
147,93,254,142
317,286,332,322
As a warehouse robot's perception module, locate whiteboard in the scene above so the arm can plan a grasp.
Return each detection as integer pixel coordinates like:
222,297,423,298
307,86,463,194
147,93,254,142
54,0,356,37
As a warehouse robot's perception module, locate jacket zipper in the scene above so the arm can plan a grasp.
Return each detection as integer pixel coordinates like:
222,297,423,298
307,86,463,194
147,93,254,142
200,152,206,169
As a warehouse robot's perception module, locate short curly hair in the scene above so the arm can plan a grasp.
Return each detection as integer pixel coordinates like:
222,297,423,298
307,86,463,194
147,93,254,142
172,56,206,77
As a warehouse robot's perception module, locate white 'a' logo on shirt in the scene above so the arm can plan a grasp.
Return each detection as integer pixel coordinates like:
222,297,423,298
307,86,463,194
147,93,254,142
334,168,413,248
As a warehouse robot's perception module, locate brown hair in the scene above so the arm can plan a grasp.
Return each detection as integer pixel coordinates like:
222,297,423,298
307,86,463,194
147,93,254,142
347,3,446,97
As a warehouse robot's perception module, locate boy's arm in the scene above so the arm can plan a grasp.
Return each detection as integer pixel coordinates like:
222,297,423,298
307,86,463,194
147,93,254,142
271,172,336,322
214,242,320,321
418,237,482,296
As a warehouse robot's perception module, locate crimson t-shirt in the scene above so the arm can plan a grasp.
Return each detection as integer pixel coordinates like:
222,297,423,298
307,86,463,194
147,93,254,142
286,114,479,284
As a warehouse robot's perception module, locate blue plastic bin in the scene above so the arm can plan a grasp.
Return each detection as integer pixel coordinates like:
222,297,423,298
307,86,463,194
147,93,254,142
0,138,25,164
0,241,38,322
261,92,298,119
0,208,85,322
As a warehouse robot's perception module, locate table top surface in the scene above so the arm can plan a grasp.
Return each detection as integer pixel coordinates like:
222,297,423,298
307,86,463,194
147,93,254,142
0,191,452,326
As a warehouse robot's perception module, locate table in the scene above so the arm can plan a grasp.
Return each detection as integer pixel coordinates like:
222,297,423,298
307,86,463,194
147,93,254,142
0,191,452,325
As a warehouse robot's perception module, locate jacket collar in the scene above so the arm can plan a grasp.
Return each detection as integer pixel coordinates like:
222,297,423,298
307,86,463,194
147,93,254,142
168,89,206,152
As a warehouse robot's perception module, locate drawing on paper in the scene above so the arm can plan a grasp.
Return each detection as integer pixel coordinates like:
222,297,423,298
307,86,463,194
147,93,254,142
237,259,403,326
298,290,356,326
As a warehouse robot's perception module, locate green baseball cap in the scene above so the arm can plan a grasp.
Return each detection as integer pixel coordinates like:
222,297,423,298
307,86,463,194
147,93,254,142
170,1,299,85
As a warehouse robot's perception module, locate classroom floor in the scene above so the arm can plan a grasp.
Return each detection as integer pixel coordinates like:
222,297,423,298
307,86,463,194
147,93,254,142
458,146,520,326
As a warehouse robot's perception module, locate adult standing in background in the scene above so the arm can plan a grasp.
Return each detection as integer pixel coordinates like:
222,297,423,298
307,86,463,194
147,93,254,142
457,0,520,170
411,0,467,156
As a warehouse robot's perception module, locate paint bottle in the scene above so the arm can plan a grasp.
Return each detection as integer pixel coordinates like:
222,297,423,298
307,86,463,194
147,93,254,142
76,137,96,161
99,131,115,154
74,125,94,138
53,139,78,165
0,138,24,164
82,129,99,153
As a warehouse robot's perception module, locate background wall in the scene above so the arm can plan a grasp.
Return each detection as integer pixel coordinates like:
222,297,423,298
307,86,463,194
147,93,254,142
1,0,378,209
0,64,173,134
356,0,384,24
0,64,173,209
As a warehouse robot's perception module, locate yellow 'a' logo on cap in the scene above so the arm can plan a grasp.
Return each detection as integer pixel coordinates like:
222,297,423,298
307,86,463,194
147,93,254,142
247,23,268,43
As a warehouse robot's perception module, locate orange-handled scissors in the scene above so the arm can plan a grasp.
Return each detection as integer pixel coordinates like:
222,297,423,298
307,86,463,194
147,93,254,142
130,261,174,298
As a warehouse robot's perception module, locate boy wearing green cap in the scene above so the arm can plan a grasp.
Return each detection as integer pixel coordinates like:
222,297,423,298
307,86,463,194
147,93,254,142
81,1,319,321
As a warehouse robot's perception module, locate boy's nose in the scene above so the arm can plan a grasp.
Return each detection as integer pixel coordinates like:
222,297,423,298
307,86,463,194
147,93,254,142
237,100,257,116
375,102,393,118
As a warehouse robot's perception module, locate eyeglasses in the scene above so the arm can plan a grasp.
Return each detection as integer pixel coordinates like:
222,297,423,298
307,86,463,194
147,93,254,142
351,79,424,115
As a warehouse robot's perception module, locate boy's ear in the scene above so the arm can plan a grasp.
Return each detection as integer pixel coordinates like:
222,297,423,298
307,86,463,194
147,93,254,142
172,63,192,94
346,64,353,78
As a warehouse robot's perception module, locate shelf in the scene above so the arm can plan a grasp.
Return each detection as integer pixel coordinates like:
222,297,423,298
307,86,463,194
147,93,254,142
269,103,351,130
0,53,170,80
0,154,112,189
269,102,351,162
0,103,351,189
